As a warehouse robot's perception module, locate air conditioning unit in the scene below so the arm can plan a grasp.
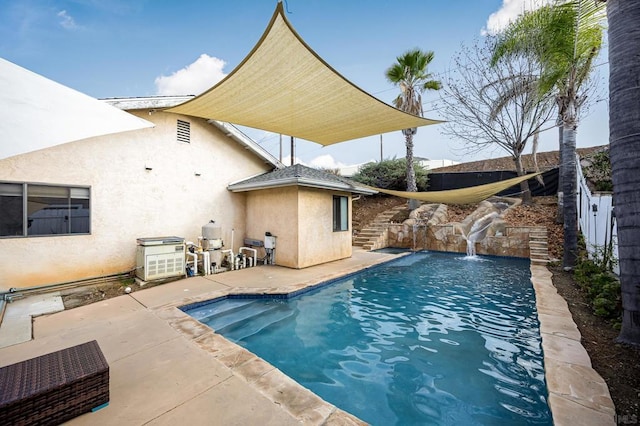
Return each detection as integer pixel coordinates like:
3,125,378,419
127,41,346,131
136,237,186,281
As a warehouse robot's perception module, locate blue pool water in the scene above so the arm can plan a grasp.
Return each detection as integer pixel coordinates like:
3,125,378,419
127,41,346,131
184,251,552,425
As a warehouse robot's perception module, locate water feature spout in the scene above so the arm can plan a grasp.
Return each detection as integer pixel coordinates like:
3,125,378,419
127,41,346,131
463,211,500,257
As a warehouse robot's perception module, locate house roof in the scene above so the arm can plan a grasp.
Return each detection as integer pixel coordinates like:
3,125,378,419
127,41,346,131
0,58,153,160
434,146,606,173
104,96,284,169
166,3,441,146
227,164,377,195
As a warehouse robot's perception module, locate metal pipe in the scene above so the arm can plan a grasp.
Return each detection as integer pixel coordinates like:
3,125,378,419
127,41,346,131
0,299,6,326
0,271,133,299
239,247,257,268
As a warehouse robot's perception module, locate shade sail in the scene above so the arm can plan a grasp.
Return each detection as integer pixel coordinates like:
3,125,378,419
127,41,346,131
167,3,441,145
0,58,154,160
370,173,541,205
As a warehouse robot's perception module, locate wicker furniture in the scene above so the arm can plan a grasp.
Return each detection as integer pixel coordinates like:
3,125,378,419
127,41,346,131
0,340,109,425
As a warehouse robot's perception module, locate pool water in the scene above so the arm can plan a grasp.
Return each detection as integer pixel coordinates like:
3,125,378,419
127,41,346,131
184,251,552,425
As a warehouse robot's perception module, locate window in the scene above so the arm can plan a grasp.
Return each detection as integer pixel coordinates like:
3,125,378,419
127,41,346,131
177,119,191,143
333,195,348,232
0,182,90,237
0,183,23,236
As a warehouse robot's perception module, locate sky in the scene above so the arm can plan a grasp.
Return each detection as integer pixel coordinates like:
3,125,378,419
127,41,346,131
0,0,609,170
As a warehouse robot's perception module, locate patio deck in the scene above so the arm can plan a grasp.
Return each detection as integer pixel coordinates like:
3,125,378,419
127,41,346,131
0,248,615,425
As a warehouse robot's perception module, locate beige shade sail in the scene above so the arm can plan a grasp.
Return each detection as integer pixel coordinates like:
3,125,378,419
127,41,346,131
369,172,541,205
167,3,441,145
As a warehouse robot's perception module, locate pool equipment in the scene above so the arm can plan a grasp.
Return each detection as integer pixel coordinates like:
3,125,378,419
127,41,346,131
264,232,277,265
238,247,257,268
200,220,224,273
135,237,186,281
201,220,223,250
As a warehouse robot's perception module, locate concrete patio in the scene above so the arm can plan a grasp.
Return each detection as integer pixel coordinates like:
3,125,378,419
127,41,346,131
0,248,615,425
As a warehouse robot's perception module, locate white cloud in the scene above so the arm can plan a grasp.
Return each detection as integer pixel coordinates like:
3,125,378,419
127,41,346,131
57,10,78,30
154,54,227,96
280,155,306,167
308,154,347,170
482,0,553,35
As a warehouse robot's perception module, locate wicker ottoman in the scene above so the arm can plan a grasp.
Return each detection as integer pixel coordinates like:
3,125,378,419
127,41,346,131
0,340,109,425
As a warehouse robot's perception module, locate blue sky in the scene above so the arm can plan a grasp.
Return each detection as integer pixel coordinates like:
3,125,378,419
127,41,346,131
1,0,608,169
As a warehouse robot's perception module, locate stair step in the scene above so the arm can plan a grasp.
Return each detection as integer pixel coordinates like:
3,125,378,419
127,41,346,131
531,258,550,265
217,304,295,341
529,243,548,249
198,301,275,330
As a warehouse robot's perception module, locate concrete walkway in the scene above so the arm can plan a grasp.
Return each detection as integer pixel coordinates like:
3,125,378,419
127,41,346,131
0,249,615,425
0,248,400,425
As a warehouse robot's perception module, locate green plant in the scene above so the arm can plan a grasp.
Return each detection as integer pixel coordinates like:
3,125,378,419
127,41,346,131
352,158,428,191
573,256,622,320
584,150,613,191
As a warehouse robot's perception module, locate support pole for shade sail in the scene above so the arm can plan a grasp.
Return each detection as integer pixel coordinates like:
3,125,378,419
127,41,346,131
291,136,295,166
380,134,383,162
279,133,283,162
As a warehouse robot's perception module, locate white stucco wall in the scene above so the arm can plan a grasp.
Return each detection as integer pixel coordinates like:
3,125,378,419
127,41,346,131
0,110,273,289
244,186,352,269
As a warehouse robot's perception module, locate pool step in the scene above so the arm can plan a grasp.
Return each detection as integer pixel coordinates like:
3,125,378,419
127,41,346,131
186,299,256,322
216,306,294,341
198,301,277,330
195,300,295,341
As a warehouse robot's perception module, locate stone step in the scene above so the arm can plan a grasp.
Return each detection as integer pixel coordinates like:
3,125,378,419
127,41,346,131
529,242,548,249
357,232,381,239
530,249,548,255
530,236,548,241
531,258,550,265
530,232,548,238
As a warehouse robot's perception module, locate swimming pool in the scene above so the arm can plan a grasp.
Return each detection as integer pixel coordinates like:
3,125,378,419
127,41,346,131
184,251,552,425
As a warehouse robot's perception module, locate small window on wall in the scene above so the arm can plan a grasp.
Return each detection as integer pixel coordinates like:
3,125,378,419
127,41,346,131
333,195,348,232
0,182,90,237
177,119,191,143
0,183,24,236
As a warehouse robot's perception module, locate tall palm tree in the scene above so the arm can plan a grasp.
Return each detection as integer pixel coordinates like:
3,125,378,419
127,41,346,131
491,0,605,268
607,0,640,346
386,49,441,208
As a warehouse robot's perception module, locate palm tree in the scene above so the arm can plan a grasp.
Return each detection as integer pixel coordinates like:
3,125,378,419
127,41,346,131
607,0,640,346
491,0,605,268
385,49,441,208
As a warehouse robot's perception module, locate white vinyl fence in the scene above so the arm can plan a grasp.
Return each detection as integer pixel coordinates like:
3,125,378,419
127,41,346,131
576,157,619,274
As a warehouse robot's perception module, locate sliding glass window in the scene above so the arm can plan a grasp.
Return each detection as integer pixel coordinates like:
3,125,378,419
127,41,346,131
0,182,90,237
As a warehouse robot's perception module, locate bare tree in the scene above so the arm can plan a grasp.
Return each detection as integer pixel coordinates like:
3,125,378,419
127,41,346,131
439,38,555,203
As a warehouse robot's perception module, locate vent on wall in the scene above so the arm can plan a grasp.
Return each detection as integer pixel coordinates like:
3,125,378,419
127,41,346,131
177,119,191,143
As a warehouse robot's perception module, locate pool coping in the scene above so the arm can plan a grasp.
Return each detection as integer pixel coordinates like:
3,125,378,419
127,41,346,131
154,255,616,426
530,264,616,426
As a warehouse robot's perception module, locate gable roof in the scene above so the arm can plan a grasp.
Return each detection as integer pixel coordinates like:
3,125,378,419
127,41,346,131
166,3,441,146
227,164,376,195
104,96,283,169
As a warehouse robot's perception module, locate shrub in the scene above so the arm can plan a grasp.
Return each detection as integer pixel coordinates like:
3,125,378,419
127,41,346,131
573,258,622,320
352,158,428,191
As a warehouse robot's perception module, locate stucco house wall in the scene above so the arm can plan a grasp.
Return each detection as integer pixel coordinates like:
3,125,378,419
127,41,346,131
244,186,300,268
0,109,274,289
243,186,352,269
297,188,352,268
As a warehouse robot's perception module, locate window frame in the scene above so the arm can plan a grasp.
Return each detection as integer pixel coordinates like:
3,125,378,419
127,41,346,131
0,181,91,238
332,195,349,232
